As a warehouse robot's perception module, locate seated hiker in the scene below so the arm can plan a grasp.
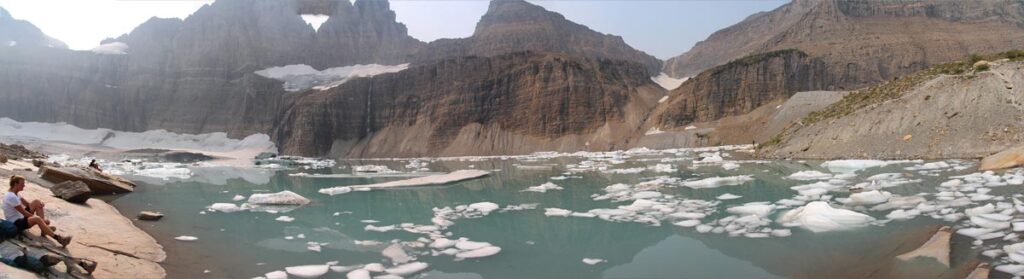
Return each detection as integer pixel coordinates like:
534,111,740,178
88,159,102,172
3,176,72,247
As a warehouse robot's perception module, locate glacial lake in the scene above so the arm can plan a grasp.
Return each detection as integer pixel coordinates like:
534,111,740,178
97,146,1018,279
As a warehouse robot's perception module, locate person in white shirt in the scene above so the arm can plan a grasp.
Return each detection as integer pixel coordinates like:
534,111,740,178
3,176,71,247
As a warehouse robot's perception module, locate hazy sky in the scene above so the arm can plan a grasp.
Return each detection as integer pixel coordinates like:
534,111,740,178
0,0,786,59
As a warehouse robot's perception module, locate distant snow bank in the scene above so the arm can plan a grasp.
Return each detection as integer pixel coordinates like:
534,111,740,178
255,63,409,92
0,117,275,157
651,73,688,90
91,42,128,55
300,14,329,31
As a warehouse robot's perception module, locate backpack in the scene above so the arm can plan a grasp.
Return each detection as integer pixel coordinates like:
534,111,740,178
0,219,18,241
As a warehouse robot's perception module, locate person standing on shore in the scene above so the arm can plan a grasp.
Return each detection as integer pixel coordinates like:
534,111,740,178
3,176,72,247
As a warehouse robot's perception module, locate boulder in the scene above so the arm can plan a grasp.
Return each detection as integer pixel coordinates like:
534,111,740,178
50,181,92,203
0,154,6,164
137,211,164,221
39,166,135,194
31,159,45,167
980,145,1024,171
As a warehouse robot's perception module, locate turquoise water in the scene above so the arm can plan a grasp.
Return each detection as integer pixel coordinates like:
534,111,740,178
106,152,995,279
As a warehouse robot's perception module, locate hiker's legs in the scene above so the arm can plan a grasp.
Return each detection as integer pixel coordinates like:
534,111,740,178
26,216,55,239
29,200,47,223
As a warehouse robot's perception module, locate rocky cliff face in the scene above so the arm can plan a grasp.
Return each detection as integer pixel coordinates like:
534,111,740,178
412,0,662,75
663,0,1024,90
653,49,829,128
274,52,662,157
0,7,66,48
761,59,1024,159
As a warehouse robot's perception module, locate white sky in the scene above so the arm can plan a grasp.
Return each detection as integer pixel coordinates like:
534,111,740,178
0,0,785,59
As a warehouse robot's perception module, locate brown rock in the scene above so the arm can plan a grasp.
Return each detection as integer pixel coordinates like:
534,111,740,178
39,166,135,194
980,145,1024,171
137,211,164,221
0,154,6,164
49,181,92,204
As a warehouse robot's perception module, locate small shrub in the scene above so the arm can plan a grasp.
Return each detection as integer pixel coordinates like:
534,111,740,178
969,53,984,64
975,63,991,72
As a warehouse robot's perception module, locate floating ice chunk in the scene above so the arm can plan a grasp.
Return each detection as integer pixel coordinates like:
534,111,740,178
633,191,662,199
346,269,370,279
522,182,563,193
957,228,999,240
363,263,385,273
209,203,242,213
455,246,501,259
540,208,573,216
382,243,412,264
680,175,753,189
886,209,920,220
649,164,677,173
673,220,701,227
820,160,904,173
320,170,489,194
716,193,742,200
696,225,713,233
266,270,288,279
722,162,740,170
286,265,330,278
727,202,776,217
582,258,606,265
844,190,891,205
790,181,840,198
455,239,491,250
604,183,631,193
174,235,198,241
365,225,397,232
330,265,362,273
232,195,246,201
430,238,456,249
248,191,311,205
786,170,833,180
385,262,429,276
276,216,295,222
966,204,996,217
970,215,1011,230
996,265,1024,276
777,201,875,232
468,202,500,214
770,229,792,237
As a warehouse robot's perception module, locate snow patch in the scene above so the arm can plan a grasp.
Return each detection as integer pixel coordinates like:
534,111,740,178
300,14,330,31
90,42,128,55
255,63,410,92
651,73,687,90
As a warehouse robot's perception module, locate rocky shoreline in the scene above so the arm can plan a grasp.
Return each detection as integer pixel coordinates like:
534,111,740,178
0,159,166,278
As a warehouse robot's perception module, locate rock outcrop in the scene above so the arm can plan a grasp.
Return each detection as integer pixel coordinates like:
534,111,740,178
652,49,830,128
663,0,1024,90
761,59,1024,159
40,166,136,194
50,180,93,204
275,52,663,157
411,0,661,74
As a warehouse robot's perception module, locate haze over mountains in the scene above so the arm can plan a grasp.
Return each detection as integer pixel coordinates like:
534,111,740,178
2,0,1024,159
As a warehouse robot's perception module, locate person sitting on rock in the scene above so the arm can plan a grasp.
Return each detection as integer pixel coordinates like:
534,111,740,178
3,176,71,247
87,160,102,172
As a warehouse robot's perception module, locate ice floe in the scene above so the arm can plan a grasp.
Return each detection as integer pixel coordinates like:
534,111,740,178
319,170,490,195
248,191,311,205
522,182,563,193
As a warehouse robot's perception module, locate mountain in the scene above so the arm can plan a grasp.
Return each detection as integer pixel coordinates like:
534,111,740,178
0,7,66,48
663,0,1024,89
0,0,667,158
411,0,662,75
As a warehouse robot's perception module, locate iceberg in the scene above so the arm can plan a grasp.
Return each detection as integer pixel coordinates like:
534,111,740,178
777,201,875,232
522,182,563,193
680,175,753,189
248,191,311,205
385,262,429,276
285,264,330,278
455,246,501,259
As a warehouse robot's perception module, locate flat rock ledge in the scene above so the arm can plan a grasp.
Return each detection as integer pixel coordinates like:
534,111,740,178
0,162,166,278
